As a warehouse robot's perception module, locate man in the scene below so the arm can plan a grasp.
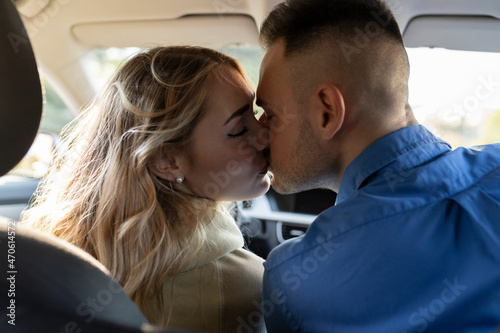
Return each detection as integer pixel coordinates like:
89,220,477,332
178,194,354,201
256,0,500,332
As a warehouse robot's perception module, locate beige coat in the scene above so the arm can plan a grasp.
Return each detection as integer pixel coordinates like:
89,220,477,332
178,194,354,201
162,206,266,333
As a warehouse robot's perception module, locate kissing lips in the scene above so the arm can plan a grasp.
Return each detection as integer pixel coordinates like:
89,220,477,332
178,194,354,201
259,161,270,175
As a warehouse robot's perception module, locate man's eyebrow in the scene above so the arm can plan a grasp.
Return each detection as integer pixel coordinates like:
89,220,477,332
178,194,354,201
224,103,251,125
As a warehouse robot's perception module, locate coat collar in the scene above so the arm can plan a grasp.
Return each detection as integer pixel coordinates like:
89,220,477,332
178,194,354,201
182,205,244,272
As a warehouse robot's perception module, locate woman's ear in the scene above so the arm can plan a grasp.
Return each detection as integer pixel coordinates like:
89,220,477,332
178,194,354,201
311,83,345,140
149,147,184,182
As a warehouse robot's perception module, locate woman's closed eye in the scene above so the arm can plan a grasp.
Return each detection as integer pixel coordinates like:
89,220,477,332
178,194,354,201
228,127,249,138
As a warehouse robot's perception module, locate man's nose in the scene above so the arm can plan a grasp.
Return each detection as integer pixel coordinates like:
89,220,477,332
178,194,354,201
250,118,270,152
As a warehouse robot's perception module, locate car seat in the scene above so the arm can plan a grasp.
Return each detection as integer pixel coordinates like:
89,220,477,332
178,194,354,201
0,0,187,331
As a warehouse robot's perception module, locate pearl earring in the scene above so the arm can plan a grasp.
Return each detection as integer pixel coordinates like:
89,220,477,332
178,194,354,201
175,176,183,184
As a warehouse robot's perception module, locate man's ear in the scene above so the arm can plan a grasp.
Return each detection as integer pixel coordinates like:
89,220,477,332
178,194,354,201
311,83,345,140
149,147,184,182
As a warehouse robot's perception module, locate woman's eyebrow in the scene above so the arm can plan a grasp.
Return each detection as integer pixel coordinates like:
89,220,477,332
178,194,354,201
224,103,251,125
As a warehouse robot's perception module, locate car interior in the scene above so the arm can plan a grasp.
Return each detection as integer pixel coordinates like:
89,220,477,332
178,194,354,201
1,0,500,331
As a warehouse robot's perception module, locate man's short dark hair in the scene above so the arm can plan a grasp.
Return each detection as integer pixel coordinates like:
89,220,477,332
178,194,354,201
260,0,403,56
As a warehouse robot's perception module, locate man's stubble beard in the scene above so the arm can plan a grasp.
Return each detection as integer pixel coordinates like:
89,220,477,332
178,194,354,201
271,118,339,194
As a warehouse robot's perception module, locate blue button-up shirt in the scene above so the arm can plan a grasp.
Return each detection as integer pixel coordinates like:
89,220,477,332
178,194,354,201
263,125,500,332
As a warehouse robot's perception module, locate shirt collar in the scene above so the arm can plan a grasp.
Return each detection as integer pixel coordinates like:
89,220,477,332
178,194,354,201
336,125,451,204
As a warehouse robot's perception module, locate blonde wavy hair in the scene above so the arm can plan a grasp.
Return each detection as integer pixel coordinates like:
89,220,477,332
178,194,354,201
23,46,246,325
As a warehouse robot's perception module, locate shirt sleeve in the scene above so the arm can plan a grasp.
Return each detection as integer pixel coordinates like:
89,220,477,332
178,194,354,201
262,263,298,332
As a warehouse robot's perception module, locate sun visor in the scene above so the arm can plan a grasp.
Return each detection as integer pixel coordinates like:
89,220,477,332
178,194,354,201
71,15,259,49
404,15,500,53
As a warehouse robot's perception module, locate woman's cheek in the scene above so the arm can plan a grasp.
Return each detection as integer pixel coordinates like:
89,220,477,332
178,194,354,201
236,141,257,162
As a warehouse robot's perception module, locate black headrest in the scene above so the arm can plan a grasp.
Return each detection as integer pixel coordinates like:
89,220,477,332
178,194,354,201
0,0,43,176
0,219,152,332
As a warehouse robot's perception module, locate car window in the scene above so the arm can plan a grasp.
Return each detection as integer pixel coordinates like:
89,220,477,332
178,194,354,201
6,80,74,178
83,46,264,92
39,78,75,135
82,47,141,93
220,45,264,86
407,47,500,148
83,45,267,122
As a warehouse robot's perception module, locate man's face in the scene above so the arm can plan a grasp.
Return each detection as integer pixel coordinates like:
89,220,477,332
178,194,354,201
257,40,320,194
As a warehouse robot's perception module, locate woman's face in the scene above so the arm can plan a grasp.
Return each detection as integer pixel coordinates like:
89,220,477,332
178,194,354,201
179,66,271,201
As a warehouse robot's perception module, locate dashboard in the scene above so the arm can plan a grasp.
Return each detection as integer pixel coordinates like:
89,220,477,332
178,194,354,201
238,188,337,258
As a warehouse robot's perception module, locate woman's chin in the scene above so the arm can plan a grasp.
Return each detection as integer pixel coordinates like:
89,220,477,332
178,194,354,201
259,173,272,193
236,180,271,202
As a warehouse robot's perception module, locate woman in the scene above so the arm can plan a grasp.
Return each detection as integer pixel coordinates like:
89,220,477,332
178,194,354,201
23,46,270,332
